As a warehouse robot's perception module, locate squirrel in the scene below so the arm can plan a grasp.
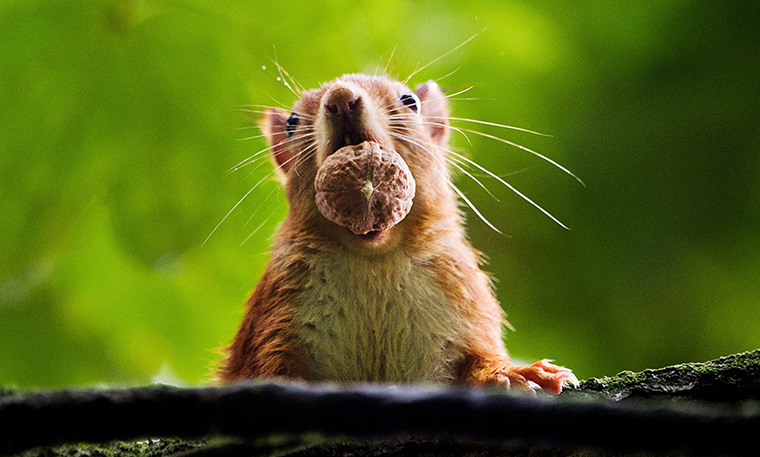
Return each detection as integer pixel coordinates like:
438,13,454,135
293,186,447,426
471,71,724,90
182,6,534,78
219,74,576,395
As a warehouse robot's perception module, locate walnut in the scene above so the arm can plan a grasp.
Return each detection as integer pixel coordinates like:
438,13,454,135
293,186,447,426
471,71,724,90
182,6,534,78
314,141,416,235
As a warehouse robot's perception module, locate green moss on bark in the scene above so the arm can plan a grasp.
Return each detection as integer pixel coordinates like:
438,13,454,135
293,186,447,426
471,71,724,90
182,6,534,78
14,439,204,457
567,349,760,402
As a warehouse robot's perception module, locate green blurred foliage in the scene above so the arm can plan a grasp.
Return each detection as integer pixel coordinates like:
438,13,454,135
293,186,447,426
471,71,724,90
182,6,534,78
1,0,759,387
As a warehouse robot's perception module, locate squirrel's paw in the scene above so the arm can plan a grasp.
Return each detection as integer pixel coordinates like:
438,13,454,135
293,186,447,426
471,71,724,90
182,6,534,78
472,359,578,396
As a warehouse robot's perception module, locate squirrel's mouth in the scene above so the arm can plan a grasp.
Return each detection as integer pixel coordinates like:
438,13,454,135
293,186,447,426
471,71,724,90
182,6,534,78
358,230,386,242
328,127,369,156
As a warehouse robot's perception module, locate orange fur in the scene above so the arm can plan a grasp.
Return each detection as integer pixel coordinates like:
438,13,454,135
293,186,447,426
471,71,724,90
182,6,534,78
218,235,306,380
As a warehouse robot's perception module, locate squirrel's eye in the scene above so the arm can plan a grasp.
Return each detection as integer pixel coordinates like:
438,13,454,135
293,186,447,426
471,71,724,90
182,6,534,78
400,93,420,112
285,113,300,138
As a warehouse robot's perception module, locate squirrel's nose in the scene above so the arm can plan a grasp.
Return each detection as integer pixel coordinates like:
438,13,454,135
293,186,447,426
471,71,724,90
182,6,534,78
324,85,362,116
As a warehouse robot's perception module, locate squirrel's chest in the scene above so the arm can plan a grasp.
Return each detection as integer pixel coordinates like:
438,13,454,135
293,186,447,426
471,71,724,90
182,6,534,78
294,253,465,383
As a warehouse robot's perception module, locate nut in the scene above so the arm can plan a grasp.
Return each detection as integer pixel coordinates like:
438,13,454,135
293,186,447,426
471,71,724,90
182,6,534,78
314,141,416,235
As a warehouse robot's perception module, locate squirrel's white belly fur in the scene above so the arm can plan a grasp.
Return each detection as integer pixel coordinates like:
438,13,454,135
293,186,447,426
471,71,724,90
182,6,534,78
295,249,466,382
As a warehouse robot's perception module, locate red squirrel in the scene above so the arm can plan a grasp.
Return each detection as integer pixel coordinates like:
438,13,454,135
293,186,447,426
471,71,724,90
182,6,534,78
219,74,576,394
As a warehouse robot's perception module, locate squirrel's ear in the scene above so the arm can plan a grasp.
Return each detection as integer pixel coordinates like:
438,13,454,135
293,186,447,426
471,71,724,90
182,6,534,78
415,80,449,146
260,108,293,175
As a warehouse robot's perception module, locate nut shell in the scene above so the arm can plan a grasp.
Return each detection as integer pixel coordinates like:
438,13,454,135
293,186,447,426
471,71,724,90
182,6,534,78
314,141,416,235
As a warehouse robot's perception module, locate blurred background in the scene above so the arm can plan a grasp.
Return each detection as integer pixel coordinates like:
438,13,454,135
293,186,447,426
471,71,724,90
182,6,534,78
1,0,758,388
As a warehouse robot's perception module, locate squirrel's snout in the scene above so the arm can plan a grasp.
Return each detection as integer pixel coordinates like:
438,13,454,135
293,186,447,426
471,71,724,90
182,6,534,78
316,80,392,164
323,85,363,117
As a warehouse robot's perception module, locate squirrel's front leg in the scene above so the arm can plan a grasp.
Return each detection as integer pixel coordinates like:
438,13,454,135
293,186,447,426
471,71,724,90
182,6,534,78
219,266,306,382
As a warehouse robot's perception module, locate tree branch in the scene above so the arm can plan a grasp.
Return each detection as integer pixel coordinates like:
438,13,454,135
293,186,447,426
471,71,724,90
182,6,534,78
1,350,759,456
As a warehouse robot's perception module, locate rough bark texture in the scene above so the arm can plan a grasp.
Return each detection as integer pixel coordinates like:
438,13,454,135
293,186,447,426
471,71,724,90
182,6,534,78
2,350,759,457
